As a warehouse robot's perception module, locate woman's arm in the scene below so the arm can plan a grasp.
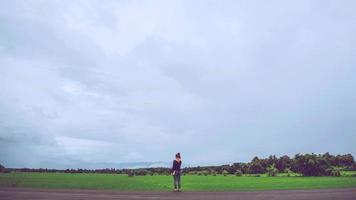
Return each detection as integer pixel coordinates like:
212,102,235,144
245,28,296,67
171,160,176,175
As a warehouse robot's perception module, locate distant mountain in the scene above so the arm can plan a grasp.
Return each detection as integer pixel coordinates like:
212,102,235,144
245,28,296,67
114,161,171,169
9,159,193,170
38,160,172,170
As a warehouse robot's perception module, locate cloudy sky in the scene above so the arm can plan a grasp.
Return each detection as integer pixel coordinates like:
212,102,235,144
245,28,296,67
0,0,355,169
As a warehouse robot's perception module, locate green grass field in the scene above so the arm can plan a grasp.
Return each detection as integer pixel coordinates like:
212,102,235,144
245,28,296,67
1,172,356,191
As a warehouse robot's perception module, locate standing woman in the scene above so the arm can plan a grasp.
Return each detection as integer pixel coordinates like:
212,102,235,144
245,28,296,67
171,153,182,192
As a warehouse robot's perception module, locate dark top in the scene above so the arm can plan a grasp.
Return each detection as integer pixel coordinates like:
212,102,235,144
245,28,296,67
171,160,182,173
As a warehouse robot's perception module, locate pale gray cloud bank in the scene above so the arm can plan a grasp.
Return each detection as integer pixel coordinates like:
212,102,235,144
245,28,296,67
0,0,355,168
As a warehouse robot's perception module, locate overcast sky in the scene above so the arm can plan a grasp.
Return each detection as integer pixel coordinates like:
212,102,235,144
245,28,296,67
0,0,355,169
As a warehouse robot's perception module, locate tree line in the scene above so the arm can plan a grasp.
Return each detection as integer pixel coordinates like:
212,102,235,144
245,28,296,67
183,153,354,176
1,153,354,176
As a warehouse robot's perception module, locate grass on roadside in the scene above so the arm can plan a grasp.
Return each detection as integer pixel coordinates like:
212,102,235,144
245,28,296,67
1,172,356,191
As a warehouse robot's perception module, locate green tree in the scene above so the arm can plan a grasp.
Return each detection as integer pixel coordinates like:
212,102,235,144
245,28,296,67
249,161,266,174
293,153,330,176
276,155,291,172
338,154,354,166
0,163,4,173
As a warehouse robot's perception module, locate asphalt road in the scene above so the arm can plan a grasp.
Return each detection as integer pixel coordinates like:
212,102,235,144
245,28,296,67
0,187,355,200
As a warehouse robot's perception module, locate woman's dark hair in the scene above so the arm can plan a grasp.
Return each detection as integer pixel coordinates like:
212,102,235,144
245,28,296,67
175,153,181,159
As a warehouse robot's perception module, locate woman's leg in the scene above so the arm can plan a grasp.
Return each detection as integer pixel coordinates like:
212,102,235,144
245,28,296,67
177,173,181,190
173,174,178,190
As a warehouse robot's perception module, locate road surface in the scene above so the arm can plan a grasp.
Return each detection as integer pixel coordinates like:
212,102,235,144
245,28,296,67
0,187,355,200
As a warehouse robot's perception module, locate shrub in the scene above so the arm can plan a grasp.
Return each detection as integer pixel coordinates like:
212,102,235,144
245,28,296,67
222,170,228,176
326,168,341,177
284,168,292,173
200,170,209,176
127,171,134,177
249,174,260,177
267,165,278,177
188,171,197,175
284,168,292,176
136,170,148,176
331,170,341,177
235,170,242,176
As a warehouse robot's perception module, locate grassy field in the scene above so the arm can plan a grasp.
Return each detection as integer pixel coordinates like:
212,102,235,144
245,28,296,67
1,172,356,191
